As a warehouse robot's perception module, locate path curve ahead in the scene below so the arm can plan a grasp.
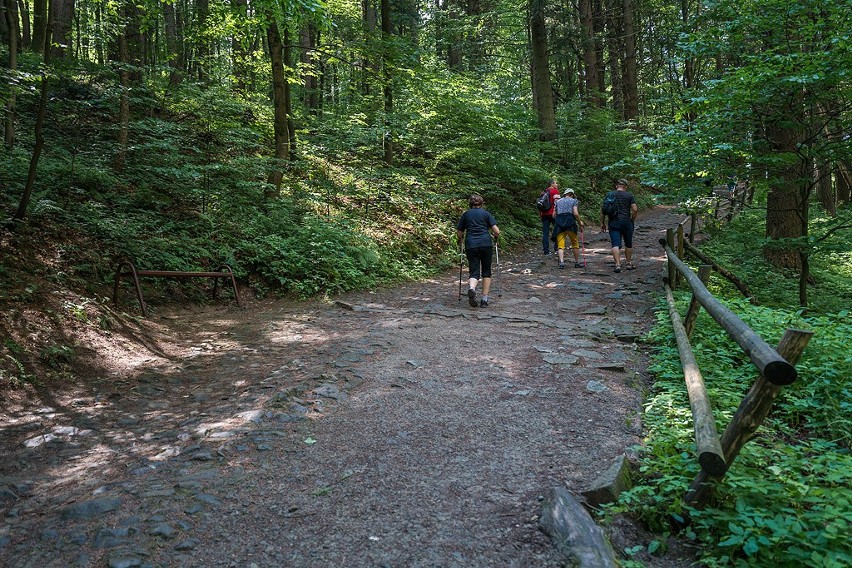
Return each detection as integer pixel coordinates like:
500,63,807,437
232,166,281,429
0,207,692,567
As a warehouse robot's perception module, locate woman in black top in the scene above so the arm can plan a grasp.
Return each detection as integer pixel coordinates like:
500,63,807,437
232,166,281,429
456,194,501,307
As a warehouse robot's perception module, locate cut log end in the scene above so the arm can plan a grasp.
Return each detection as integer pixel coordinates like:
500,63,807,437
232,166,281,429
698,451,727,477
764,360,797,386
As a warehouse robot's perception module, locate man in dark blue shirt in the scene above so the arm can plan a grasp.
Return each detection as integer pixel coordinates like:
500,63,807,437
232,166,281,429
600,179,638,273
457,194,501,307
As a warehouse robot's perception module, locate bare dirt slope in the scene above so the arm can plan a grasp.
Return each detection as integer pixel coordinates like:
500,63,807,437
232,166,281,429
0,206,695,567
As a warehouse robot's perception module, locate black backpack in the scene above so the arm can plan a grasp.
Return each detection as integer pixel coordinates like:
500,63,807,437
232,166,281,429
536,190,551,212
602,192,618,219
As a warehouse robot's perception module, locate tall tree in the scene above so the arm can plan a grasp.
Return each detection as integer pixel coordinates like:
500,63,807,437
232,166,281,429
529,0,555,140
4,0,18,148
50,0,73,59
266,16,289,197
380,0,393,164
578,0,600,107
621,0,637,119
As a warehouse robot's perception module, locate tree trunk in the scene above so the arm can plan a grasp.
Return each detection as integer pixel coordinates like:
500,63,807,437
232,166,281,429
593,0,605,101
621,0,638,119
17,0,29,49
50,0,73,59
361,0,377,95
283,26,295,157
162,0,182,86
446,0,461,70
579,0,599,107
14,0,52,221
529,0,555,140
381,0,393,164
266,17,289,197
4,0,18,149
114,3,130,172
195,0,209,82
814,160,835,216
32,0,45,53
836,161,851,205
606,0,622,114
763,113,807,270
300,24,318,112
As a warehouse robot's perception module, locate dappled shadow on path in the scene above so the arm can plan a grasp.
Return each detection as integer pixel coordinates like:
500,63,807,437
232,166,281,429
0,207,693,567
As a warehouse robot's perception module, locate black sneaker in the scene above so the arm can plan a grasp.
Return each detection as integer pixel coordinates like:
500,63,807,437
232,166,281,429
558,263,565,269
479,299,488,308
574,262,582,268
467,288,477,307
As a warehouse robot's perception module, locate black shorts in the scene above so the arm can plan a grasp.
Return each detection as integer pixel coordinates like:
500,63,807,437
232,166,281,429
466,246,493,279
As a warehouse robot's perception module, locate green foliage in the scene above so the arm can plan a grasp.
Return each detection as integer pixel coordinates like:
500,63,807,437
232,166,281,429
610,270,852,566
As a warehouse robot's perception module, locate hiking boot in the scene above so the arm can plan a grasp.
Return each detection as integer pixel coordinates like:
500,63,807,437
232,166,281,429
479,299,488,308
614,265,622,273
558,263,565,269
467,288,478,307
574,262,582,268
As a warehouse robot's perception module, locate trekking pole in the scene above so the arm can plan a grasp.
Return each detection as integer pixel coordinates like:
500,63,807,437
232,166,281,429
458,245,464,302
580,228,587,272
494,241,502,298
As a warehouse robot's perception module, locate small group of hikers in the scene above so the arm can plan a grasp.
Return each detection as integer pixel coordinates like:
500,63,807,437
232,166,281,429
456,178,637,307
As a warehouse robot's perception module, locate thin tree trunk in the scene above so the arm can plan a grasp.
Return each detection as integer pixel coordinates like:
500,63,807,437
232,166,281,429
529,0,555,140
17,0,29,48
32,0,45,53
5,0,18,148
579,0,600,107
300,24,318,111
606,0,622,114
113,2,131,171
14,0,52,221
381,0,393,164
836,161,851,205
283,26,295,157
162,0,182,86
196,0,209,82
266,16,289,197
593,0,605,100
621,0,638,119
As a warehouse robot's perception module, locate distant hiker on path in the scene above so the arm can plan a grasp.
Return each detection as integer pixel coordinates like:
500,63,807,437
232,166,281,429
538,179,560,255
457,193,500,308
600,178,638,273
552,188,584,269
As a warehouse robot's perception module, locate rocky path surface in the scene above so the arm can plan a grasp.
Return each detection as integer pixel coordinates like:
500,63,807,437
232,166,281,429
0,207,691,567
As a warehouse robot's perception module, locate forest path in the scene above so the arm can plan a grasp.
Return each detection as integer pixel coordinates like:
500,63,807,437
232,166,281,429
0,207,693,567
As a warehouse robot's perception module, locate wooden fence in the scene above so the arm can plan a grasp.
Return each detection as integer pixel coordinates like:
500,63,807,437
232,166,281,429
659,235,812,507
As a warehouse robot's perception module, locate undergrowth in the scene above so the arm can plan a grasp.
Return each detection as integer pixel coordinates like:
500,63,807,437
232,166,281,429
610,199,852,567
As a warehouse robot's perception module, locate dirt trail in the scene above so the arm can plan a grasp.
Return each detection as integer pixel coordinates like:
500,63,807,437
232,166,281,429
0,206,693,567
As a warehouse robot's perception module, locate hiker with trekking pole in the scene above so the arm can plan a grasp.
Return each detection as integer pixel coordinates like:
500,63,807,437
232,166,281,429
551,188,584,270
457,193,500,308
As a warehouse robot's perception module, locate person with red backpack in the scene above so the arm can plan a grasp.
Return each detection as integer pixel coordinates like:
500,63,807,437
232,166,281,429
537,179,560,255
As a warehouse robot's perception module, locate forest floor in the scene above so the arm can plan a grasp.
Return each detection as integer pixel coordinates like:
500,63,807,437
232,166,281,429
0,206,700,567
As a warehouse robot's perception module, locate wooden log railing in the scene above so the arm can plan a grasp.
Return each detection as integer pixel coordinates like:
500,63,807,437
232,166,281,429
658,239,812,506
112,261,242,317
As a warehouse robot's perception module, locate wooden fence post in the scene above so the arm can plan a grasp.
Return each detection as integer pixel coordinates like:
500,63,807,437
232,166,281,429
665,283,726,476
689,214,697,244
684,329,813,506
683,265,712,338
666,228,677,288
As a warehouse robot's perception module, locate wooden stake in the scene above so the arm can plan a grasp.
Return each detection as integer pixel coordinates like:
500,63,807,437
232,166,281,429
684,329,813,506
684,265,712,338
